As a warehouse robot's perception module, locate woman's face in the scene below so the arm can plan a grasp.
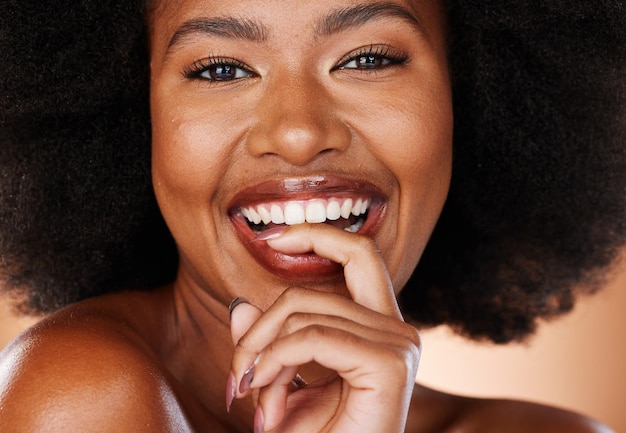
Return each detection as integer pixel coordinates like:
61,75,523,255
149,0,452,309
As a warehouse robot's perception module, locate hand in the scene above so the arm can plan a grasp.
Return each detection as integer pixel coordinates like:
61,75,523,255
228,223,421,433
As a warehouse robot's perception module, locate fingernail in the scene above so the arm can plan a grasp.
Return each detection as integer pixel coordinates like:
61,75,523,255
228,297,249,319
254,405,265,433
251,226,287,242
239,364,254,394
226,372,236,413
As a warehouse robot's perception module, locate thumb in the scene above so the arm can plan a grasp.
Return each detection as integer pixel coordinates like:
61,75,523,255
229,298,263,345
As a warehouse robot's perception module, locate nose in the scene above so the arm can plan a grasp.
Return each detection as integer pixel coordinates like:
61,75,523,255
246,72,350,166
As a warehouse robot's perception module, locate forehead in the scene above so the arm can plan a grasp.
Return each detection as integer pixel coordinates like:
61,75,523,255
148,0,445,50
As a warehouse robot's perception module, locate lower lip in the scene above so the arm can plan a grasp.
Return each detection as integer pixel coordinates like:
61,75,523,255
230,201,384,281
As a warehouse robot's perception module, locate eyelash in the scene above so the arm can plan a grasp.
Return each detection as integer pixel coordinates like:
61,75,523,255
334,45,409,71
183,44,409,82
182,56,254,82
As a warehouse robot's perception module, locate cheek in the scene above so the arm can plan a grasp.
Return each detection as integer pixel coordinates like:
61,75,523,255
400,110,452,205
386,109,452,180
150,109,236,267
372,94,453,288
151,105,229,208
361,79,453,207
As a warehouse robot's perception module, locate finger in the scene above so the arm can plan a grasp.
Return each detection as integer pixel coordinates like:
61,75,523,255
230,298,263,346
233,287,414,376
245,314,419,429
265,223,401,318
252,320,419,389
281,312,413,348
230,287,419,377
252,324,419,432
254,364,299,432
229,298,263,403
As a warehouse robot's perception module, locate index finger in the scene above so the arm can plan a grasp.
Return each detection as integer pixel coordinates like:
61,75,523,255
265,223,402,319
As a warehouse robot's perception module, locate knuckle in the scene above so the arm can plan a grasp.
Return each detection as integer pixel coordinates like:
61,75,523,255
283,312,312,334
385,344,419,381
402,324,422,350
397,327,422,366
233,336,255,357
301,323,330,340
279,286,308,305
354,233,380,254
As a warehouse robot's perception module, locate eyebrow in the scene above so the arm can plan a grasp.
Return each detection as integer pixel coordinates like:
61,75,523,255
315,2,421,37
166,2,420,51
168,16,268,50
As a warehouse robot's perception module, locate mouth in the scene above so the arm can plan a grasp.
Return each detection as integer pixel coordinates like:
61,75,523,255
228,176,386,280
241,196,371,234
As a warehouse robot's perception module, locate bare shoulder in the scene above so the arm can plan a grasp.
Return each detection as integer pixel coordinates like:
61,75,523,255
458,396,615,433
0,299,192,433
408,385,614,433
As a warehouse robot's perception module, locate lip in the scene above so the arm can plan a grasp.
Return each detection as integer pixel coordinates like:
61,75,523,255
228,175,387,280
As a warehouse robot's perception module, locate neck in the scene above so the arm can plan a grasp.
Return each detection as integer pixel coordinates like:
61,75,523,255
156,279,255,431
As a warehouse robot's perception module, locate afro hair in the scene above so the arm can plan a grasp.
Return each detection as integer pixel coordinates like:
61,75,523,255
1,0,625,342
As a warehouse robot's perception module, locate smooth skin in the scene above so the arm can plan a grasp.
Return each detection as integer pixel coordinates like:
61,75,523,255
149,0,449,429
0,0,613,432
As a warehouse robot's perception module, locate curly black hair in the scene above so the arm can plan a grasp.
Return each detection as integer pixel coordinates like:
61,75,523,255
1,0,624,343
0,0,177,310
403,0,626,342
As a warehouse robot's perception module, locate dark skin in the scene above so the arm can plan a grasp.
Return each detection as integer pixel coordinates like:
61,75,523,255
0,288,607,432
0,0,615,431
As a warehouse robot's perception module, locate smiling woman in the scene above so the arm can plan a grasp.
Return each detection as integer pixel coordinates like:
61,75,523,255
149,0,452,313
0,0,624,432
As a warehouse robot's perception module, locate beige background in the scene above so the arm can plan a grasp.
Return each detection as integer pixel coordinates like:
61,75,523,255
418,254,626,432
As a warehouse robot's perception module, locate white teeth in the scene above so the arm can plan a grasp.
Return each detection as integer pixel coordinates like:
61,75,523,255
361,198,370,214
326,200,341,221
257,205,272,225
284,202,306,225
241,197,371,228
270,204,284,224
344,219,364,233
352,198,363,216
248,207,262,225
340,199,353,219
305,201,326,223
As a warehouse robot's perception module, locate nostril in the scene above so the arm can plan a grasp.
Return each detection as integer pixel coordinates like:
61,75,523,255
246,105,351,165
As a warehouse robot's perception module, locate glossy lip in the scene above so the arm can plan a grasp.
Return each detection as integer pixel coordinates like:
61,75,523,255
228,176,387,280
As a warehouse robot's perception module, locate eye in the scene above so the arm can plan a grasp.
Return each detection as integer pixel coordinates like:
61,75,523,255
340,55,393,69
183,56,254,82
200,64,251,81
335,45,408,71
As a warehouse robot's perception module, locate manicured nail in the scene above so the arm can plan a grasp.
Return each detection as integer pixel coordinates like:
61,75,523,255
254,405,265,433
239,364,255,394
226,372,236,413
228,297,249,319
251,226,287,242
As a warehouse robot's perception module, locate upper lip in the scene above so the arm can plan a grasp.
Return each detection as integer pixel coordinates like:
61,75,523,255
227,175,387,210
